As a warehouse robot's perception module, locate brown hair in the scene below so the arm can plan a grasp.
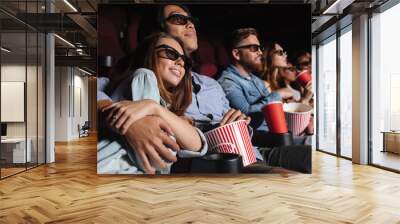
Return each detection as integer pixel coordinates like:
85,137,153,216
109,32,192,116
277,61,301,90
229,28,258,51
262,41,281,91
142,32,192,116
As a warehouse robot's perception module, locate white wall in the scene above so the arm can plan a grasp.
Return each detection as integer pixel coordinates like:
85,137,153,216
54,66,89,141
1,64,46,164
55,66,70,141
1,65,42,138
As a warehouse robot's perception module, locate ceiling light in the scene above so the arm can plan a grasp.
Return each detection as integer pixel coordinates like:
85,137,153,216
78,67,93,76
1,47,11,53
54,34,75,48
63,0,78,12
322,0,354,15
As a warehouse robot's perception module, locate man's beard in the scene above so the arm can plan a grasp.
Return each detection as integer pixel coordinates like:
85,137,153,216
242,59,263,73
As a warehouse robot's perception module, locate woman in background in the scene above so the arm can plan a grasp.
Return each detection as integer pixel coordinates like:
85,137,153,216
261,42,294,100
276,61,313,105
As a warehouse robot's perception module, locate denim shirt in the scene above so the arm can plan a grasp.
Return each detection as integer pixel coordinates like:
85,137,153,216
218,65,281,131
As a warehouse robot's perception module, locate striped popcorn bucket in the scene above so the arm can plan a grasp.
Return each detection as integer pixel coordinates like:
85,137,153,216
204,120,256,166
283,103,313,136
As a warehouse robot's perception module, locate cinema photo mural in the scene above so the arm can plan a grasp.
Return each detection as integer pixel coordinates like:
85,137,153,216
97,4,314,175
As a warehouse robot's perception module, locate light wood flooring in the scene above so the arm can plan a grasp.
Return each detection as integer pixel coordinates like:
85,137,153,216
1,135,400,223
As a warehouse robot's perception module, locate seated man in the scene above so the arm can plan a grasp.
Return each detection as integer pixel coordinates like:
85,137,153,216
218,28,282,143
218,27,311,172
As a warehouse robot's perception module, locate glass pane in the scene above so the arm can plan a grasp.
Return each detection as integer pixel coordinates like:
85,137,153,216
371,3,400,171
38,32,45,165
27,31,38,169
1,31,27,177
340,29,352,158
317,36,337,154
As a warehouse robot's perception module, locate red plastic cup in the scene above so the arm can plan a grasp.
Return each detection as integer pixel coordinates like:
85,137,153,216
296,70,312,87
262,101,288,134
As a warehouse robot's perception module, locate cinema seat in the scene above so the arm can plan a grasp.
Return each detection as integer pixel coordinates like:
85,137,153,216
98,18,125,63
195,39,218,78
198,63,218,77
215,44,229,69
126,14,141,51
98,8,129,62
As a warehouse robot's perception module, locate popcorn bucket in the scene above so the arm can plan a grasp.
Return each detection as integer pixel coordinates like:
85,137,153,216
283,103,313,136
204,120,256,166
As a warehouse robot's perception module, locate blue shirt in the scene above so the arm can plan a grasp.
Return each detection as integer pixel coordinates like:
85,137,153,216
218,65,281,131
186,72,231,125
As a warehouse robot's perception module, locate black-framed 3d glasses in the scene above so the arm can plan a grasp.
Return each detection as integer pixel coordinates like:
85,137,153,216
234,44,264,52
298,61,311,67
281,66,297,72
165,14,199,27
155,44,192,70
272,49,287,56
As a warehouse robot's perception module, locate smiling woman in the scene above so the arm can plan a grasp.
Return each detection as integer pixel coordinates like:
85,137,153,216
97,32,207,174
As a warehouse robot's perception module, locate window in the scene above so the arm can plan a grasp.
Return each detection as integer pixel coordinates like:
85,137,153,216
0,1,46,179
317,35,337,154
370,2,400,171
339,27,352,158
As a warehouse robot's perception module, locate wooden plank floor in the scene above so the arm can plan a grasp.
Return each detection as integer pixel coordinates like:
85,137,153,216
1,135,400,223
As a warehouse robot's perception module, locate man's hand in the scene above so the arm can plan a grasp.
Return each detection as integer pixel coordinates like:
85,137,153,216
124,116,180,174
98,99,112,111
103,100,160,135
220,109,251,126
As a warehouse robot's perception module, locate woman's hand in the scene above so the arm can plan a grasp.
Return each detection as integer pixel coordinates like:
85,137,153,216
180,116,194,125
302,82,314,105
276,88,294,100
103,99,160,135
220,109,251,126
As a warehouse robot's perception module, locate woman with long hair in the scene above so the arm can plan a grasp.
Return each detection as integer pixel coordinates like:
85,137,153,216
98,32,207,174
261,42,294,100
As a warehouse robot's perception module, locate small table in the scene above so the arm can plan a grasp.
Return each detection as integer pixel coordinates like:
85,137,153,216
381,131,400,154
1,138,32,164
